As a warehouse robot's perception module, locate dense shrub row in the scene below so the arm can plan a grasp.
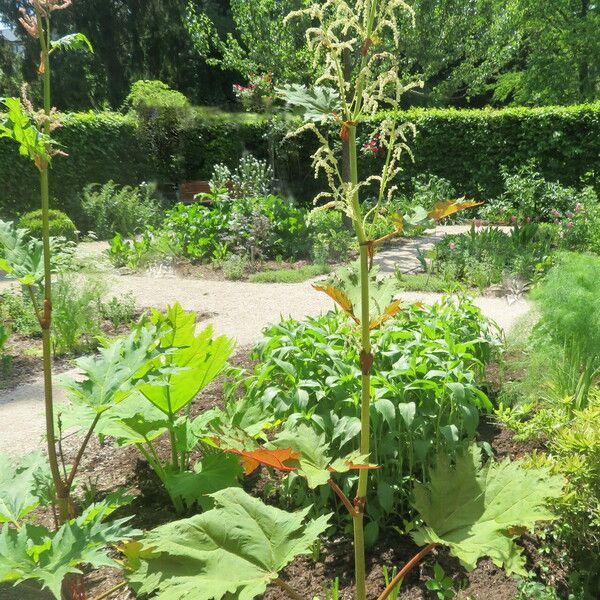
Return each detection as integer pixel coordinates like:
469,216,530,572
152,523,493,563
2,103,600,217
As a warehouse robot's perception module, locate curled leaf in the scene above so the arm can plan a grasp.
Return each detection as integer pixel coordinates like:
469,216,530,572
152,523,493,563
428,200,483,221
369,300,402,329
313,284,358,322
225,447,301,475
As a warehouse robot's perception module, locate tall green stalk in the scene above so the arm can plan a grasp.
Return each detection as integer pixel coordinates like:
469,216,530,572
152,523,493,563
34,4,69,522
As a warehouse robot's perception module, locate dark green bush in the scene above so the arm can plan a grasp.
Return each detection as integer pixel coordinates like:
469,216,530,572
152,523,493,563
18,209,78,242
1,102,599,217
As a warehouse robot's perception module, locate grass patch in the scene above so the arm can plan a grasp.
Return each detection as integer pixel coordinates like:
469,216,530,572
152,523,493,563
395,273,458,293
249,263,331,283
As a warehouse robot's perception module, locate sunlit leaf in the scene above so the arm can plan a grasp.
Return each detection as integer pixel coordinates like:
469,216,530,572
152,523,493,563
126,487,330,600
50,33,93,54
225,447,300,475
276,84,340,123
412,445,564,576
428,200,483,221
369,299,402,329
312,284,357,322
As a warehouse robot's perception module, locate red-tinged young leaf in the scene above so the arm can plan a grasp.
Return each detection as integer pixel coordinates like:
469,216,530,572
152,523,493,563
428,200,483,221
225,447,301,475
313,284,358,322
369,299,402,329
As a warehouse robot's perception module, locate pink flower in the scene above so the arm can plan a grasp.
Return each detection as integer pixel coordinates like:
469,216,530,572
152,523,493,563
575,202,583,213
449,242,457,251
554,218,560,224
511,215,518,224
566,211,574,219
474,219,482,228
566,221,574,229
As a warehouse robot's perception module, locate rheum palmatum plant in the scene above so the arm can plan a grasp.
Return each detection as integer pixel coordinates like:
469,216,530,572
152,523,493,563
123,2,564,600
278,1,480,596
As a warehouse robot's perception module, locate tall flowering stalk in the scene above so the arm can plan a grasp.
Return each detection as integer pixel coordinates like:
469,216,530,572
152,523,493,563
15,0,92,523
281,2,477,597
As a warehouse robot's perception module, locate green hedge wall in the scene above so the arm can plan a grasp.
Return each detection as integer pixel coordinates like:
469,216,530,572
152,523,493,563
1,103,599,220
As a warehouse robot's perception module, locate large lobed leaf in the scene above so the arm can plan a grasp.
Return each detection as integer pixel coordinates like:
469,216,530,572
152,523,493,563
127,487,330,600
411,446,564,575
138,304,235,416
276,84,340,123
0,501,139,599
0,453,52,526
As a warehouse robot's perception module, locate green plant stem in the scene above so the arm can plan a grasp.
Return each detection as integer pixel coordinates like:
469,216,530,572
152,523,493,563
34,5,69,524
66,414,101,488
377,544,436,600
349,124,371,600
273,578,306,600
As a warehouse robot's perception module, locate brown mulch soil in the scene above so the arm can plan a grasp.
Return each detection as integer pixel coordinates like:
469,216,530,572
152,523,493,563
1,347,567,600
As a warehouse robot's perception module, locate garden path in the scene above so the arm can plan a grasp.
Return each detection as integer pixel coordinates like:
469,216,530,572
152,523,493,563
0,224,525,457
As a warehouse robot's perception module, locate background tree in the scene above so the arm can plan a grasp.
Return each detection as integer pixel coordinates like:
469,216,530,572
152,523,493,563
186,0,312,84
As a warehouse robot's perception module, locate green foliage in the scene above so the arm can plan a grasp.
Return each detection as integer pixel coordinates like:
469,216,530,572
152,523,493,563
0,453,52,526
51,273,107,356
221,254,249,280
249,263,331,284
164,196,311,262
125,80,190,115
210,154,273,199
81,181,162,239
186,0,310,82
308,210,354,264
18,209,78,242
425,563,455,599
430,224,557,288
0,501,138,599
0,289,40,337
2,104,600,216
0,453,138,599
231,295,501,529
0,97,53,164
532,253,600,409
99,293,137,329
127,487,330,600
108,229,173,271
412,446,563,576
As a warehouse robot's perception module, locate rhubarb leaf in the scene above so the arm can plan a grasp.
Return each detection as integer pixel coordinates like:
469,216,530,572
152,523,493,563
127,487,330,600
411,446,564,575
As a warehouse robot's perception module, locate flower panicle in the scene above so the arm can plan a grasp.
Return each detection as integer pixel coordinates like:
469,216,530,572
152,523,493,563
19,0,73,38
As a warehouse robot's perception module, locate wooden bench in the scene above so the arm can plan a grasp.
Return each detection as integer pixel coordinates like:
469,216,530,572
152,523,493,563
177,180,212,204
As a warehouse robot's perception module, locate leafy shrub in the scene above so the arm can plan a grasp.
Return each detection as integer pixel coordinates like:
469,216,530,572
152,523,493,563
52,273,107,355
430,223,557,288
99,293,137,329
560,188,600,253
107,228,173,271
530,252,600,410
209,154,273,199
164,196,310,262
0,323,9,372
81,181,162,239
230,295,501,536
249,263,331,283
498,393,600,596
308,210,354,264
0,290,40,336
221,254,249,280
125,80,191,116
18,209,78,242
495,163,591,221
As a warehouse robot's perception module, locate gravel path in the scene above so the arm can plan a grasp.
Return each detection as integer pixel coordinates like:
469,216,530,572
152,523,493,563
0,225,527,457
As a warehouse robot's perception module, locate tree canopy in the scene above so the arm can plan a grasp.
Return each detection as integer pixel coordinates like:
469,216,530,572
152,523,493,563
0,0,597,110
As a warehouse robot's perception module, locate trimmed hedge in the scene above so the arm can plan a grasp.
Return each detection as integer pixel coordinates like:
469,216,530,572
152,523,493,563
1,103,599,219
